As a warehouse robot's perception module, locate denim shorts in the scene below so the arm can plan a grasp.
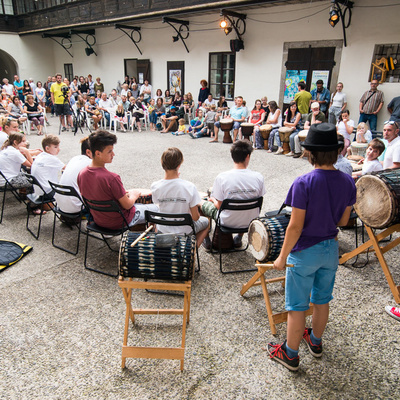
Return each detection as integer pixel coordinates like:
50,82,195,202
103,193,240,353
285,239,339,311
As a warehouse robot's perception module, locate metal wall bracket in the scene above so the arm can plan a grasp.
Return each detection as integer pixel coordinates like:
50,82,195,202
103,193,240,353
115,24,143,55
42,33,73,58
162,17,189,53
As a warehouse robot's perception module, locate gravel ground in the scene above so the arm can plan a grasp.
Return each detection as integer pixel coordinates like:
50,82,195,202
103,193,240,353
0,119,399,399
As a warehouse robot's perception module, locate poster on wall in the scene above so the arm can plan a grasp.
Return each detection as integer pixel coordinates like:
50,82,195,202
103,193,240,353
310,70,330,92
284,70,308,103
167,61,185,95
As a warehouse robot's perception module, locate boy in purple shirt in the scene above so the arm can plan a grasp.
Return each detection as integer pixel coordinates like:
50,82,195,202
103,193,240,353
267,123,357,371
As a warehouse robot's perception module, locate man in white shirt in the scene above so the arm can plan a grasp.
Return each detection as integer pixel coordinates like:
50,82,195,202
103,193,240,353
382,121,400,169
139,79,152,105
98,92,114,128
201,140,266,249
2,78,14,97
56,137,92,214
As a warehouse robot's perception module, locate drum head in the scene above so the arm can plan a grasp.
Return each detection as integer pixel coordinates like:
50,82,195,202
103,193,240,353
248,219,270,261
354,174,395,229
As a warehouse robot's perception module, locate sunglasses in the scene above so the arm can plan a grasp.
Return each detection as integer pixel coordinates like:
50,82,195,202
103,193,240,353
384,121,399,128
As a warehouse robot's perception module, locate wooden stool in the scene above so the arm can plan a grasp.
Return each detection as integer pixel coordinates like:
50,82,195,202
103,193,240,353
119,277,192,371
240,262,313,334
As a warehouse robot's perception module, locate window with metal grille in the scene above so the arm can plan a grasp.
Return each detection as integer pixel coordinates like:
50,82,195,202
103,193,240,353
208,52,235,100
64,63,73,83
370,44,400,83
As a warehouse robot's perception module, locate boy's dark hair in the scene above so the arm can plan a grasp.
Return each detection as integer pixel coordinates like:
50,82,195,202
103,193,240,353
369,138,385,156
161,147,183,171
89,129,117,155
308,149,338,166
337,134,345,152
80,136,91,155
230,140,253,163
298,81,306,90
316,79,323,85
42,134,60,151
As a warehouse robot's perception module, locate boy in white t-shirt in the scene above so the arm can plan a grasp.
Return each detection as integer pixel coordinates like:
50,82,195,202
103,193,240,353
352,138,385,179
31,134,65,200
151,147,209,247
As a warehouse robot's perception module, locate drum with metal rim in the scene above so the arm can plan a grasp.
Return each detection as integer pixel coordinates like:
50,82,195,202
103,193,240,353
248,214,290,261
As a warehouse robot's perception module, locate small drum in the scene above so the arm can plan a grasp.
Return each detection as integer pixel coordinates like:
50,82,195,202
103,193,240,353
278,127,293,154
119,232,195,281
351,142,368,158
298,129,308,143
220,118,234,144
212,227,234,250
135,188,152,204
248,214,290,261
241,123,254,141
354,169,400,229
259,124,272,140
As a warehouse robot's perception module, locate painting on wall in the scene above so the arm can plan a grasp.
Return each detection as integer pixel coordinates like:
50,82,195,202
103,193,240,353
284,70,308,103
167,61,185,95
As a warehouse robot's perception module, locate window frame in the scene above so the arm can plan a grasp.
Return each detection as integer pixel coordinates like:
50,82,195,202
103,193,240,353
208,51,236,101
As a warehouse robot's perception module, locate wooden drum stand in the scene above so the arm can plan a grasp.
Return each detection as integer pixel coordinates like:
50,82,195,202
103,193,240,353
241,262,313,334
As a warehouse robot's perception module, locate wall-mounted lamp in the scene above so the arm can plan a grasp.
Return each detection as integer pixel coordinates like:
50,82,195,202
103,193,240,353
219,9,246,52
85,47,94,56
163,17,190,53
328,0,353,47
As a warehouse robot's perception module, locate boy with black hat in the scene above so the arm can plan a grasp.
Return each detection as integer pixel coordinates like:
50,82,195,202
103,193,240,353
266,123,356,371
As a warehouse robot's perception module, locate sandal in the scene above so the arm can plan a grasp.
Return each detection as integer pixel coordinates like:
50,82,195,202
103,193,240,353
32,208,46,215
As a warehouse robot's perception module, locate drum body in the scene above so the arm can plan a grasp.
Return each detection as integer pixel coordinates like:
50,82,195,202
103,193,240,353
351,142,368,158
354,170,400,229
220,118,234,143
248,215,290,261
259,124,272,140
278,127,293,142
135,188,152,204
298,129,308,142
241,123,254,140
119,232,195,281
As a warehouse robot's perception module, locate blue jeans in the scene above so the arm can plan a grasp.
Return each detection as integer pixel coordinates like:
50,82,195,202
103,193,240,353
149,111,157,124
359,113,377,132
289,129,299,152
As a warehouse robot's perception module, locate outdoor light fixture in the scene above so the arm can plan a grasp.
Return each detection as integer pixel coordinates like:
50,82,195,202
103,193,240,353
85,47,94,56
328,0,354,47
163,17,190,53
219,9,246,52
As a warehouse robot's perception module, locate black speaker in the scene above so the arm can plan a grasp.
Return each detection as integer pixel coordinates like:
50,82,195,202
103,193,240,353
85,47,94,56
230,39,244,53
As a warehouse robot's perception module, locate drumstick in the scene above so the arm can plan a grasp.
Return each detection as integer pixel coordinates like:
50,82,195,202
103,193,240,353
130,225,154,248
257,262,293,269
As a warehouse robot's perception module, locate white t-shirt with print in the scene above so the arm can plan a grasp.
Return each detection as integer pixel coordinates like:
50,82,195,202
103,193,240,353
56,155,91,213
212,168,266,228
0,146,26,185
31,151,64,195
151,178,201,234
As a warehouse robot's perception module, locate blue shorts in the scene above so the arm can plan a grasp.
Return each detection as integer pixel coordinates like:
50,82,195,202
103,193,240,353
285,239,339,312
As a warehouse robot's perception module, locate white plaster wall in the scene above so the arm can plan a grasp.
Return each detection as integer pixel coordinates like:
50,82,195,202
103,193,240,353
0,32,55,82
3,0,399,128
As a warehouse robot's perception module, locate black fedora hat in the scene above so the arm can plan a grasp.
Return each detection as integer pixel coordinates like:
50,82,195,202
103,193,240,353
301,123,343,151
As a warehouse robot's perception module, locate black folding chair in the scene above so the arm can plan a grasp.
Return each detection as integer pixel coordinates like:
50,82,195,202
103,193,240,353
24,173,55,240
0,170,28,224
211,197,263,274
145,210,201,272
82,197,130,277
48,181,84,255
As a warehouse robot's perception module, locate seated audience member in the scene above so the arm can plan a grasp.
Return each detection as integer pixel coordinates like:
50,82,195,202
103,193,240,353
119,95,130,113
154,89,163,103
56,136,92,214
0,133,33,190
164,89,172,112
194,104,217,139
160,106,183,133
31,134,65,200
382,121,400,169
8,96,27,124
262,101,282,153
149,98,165,131
147,99,155,131
109,89,121,107
201,140,266,249
281,101,301,156
182,94,191,117
24,94,45,135
249,99,266,148
172,92,183,109
78,76,89,96
172,118,186,136
151,147,209,247
288,102,325,157
95,90,102,105
212,96,247,143
334,134,353,176
130,84,139,99
85,96,103,130
139,79,152,105
347,122,373,159
260,96,270,123
202,94,216,113
120,83,129,97
336,109,355,155
217,95,228,114
98,92,114,128
352,138,385,179
188,109,205,135
77,130,157,229
93,77,104,94
22,79,32,99
115,103,127,132
128,97,145,132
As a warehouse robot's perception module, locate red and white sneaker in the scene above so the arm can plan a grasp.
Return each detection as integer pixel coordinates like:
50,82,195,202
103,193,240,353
385,306,400,322
266,340,299,371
